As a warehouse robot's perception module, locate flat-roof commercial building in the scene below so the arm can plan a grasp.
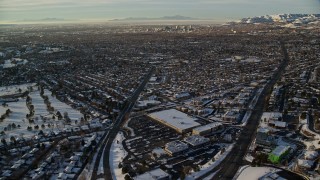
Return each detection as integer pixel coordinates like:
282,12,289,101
164,140,189,156
192,122,222,135
133,168,170,180
184,135,210,147
268,145,290,164
223,111,241,122
256,127,275,147
148,109,200,133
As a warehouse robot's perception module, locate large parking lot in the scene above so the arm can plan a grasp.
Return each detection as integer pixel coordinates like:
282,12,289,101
122,115,239,178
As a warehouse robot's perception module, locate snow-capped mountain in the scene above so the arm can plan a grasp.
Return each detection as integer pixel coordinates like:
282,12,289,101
240,14,320,24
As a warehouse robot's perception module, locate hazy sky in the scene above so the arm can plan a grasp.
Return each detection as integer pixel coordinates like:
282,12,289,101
0,0,319,23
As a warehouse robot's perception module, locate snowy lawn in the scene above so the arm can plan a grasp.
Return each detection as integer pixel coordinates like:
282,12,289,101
0,83,36,96
0,88,84,142
44,90,83,120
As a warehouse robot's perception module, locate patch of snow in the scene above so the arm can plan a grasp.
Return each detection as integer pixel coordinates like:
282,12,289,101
244,154,254,163
185,143,234,180
0,83,36,96
123,118,135,136
44,90,83,121
110,132,127,180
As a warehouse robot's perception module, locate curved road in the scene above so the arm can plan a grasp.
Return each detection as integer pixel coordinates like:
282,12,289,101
91,67,155,180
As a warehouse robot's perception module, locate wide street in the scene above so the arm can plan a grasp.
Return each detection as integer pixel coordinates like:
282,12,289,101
91,67,155,180
198,40,289,179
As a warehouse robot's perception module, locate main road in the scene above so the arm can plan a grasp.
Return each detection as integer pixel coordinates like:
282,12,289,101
91,66,155,180
198,40,290,180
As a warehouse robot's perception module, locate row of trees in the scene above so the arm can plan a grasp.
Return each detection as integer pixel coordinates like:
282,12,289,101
1,136,17,146
26,95,35,119
3,123,20,131
0,109,12,121
27,123,50,131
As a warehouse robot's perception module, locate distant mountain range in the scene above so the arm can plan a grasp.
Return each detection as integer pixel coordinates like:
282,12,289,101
239,14,320,24
111,15,198,21
21,18,65,22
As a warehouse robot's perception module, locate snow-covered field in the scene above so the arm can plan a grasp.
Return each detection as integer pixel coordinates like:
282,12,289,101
185,143,234,180
109,132,127,180
43,90,83,120
0,87,84,141
29,91,51,116
0,97,29,138
0,83,36,96
236,166,279,180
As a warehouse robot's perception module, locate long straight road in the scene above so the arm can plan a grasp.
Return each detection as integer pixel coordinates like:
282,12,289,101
198,41,290,180
91,67,155,180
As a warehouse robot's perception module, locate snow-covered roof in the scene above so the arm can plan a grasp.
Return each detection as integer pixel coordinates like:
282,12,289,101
261,112,282,121
274,121,287,128
184,135,209,146
237,166,280,180
257,127,269,133
152,147,166,156
150,77,157,82
305,151,318,160
174,92,190,99
137,100,161,107
165,140,189,154
193,122,222,133
298,159,314,168
133,168,170,180
148,109,200,132
271,145,290,156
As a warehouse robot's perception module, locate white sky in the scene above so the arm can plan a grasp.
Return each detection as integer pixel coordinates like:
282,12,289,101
0,0,319,22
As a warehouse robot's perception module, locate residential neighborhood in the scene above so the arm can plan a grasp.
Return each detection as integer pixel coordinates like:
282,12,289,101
0,13,319,180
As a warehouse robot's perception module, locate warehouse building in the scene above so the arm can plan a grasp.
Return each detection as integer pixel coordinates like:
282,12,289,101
133,168,170,180
192,122,223,135
164,140,189,156
148,109,200,133
184,135,210,147
268,145,290,164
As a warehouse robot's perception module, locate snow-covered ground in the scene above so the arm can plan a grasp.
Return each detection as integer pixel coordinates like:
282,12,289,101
0,88,84,141
44,89,83,120
236,166,279,180
241,88,263,126
0,83,36,96
301,124,320,150
98,146,105,175
123,118,135,136
185,143,234,180
241,111,252,126
109,131,127,180
0,97,31,138
29,91,50,116
244,154,254,163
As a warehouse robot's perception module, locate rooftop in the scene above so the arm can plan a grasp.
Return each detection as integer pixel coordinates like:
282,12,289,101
257,127,270,133
165,140,189,154
271,145,290,156
193,122,222,133
184,135,210,146
133,168,170,180
148,109,200,132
